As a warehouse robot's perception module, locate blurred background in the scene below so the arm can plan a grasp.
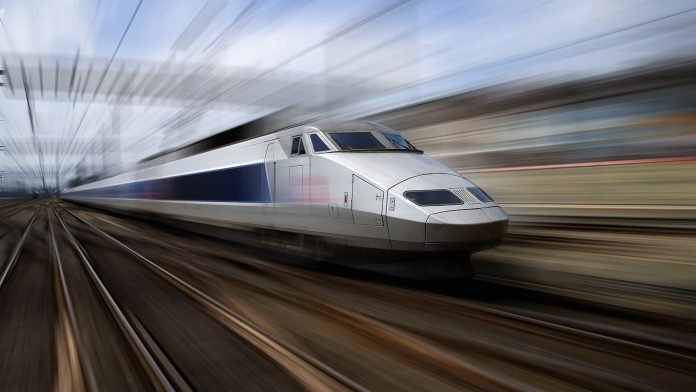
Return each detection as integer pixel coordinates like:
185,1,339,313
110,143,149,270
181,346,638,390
1,0,695,311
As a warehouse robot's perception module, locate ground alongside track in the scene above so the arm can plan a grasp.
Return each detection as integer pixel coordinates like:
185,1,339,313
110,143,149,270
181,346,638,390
0,200,694,391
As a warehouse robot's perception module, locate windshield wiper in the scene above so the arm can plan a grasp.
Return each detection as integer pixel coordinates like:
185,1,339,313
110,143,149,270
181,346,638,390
339,148,423,153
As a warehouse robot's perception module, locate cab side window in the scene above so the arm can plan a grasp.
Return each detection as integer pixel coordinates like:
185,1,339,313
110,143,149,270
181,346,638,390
291,136,306,156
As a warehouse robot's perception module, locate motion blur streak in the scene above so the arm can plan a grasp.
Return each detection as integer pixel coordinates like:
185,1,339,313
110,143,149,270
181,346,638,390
370,62,696,316
1,0,696,391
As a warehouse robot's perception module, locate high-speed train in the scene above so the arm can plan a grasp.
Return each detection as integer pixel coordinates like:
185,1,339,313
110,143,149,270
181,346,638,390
63,121,508,277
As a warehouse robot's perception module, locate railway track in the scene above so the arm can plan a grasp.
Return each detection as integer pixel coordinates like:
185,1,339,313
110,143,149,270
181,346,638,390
0,204,167,391
0,208,55,390
181,251,696,390
0,201,35,238
0,209,37,288
51,205,179,391
1,200,695,390
56,204,362,391
62,202,696,391
470,275,696,355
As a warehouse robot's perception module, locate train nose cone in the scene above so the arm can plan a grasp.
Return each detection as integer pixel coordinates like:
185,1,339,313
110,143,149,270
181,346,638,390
425,207,508,251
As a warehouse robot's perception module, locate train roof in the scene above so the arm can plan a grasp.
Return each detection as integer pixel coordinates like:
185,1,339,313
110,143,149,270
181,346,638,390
138,110,320,169
304,120,392,132
138,118,394,169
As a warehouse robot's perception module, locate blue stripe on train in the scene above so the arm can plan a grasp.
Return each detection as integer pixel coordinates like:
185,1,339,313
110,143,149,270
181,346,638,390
67,163,271,203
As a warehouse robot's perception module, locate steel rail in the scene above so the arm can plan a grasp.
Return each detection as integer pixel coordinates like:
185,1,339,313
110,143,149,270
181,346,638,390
53,207,178,392
210,246,696,387
197,236,696,372
47,205,99,391
61,205,368,392
0,209,37,290
466,279,696,364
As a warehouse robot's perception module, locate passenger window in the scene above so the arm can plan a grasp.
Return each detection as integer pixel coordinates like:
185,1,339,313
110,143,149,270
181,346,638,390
310,133,330,152
291,136,306,156
291,136,300,155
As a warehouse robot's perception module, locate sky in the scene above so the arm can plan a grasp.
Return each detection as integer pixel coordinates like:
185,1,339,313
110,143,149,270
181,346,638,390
1,0,695,191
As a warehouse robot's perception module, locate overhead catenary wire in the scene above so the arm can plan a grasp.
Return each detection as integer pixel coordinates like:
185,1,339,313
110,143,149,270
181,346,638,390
58,0,144,179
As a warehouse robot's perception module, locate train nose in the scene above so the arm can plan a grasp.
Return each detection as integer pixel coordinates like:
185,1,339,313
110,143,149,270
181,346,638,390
425,207,508,251
387,173,508,252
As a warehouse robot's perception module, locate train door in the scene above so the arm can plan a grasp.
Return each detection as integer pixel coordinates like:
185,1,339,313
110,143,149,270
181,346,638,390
263,143,276,215
351,175,384,225
289,135,309,214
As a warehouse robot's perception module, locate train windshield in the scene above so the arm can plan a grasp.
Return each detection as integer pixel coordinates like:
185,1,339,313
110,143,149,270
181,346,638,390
328,132,385,150
381,132,418,150
327,130,419,152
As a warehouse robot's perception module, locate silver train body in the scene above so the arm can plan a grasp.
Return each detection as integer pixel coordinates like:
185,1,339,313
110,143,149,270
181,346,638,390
64,121,508,277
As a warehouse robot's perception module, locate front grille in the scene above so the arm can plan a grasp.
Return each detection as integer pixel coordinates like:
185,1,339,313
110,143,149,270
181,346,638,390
450,188,480,204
